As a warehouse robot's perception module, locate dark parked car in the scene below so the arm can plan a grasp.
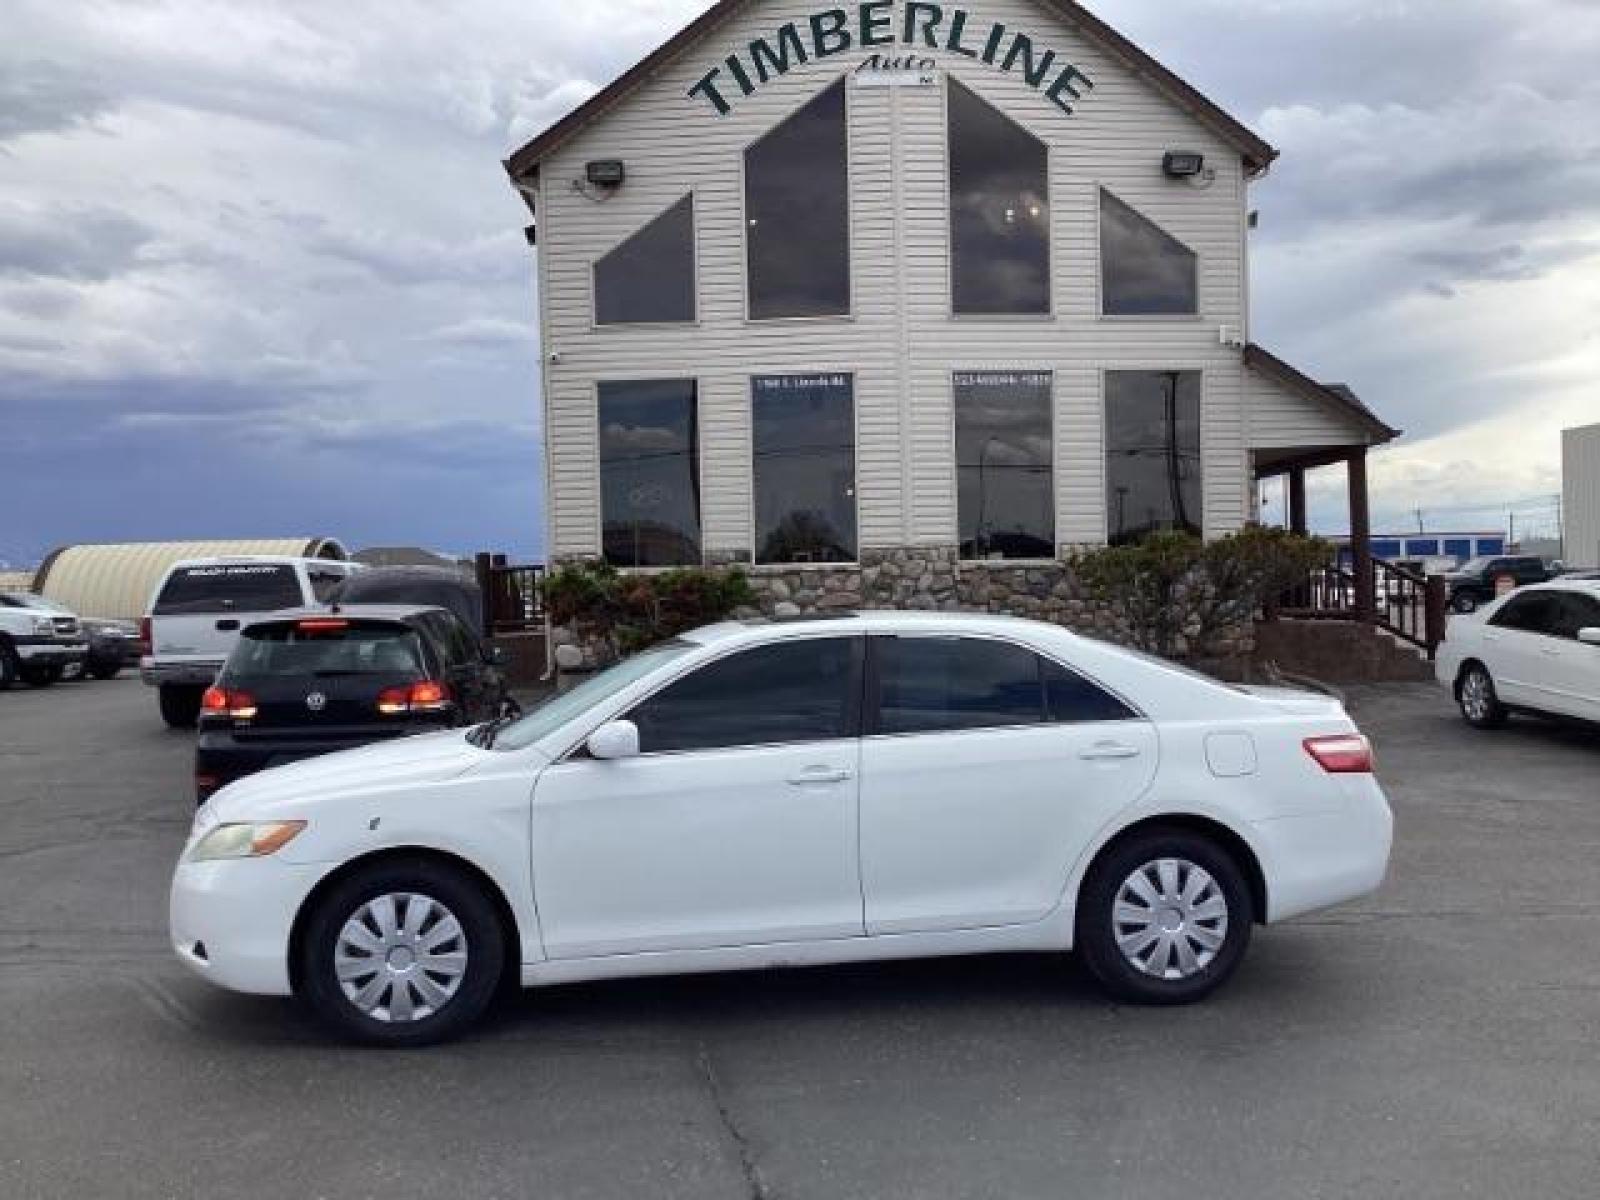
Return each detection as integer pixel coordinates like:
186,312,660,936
83,619,143,680
195,605,514,804
1444,555,1553,614
326,566,486,641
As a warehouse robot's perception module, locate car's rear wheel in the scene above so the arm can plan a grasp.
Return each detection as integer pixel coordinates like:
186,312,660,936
158,684,203,729
1458,663,1508,729
90,663,122,680
1076,829,1252,1005
297,858,505,1046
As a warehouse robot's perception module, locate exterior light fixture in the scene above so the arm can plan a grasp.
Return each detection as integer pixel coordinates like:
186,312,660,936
585,159,626,187
1162,151,1205,178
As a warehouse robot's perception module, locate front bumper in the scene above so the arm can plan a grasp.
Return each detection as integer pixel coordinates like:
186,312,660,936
170,855,335,996
142,659,226,687
14,638,89,667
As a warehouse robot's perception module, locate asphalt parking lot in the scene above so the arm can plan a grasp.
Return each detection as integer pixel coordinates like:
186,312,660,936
2,677,1597,1199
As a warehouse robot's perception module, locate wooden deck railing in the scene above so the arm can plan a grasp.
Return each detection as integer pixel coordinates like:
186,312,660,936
1275,560,1448,658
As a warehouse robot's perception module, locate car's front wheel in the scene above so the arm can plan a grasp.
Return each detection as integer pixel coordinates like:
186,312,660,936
22,664,63,688
1076,829,1253,1005
1458,663,1508,729
297,858,505,1046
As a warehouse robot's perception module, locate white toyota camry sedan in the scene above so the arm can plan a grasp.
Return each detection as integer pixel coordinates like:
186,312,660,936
171,612,1393,1045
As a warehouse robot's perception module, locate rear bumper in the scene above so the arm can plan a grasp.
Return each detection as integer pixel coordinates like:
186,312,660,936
170,857,334,996
1252,775,1395,923
142,659,225,687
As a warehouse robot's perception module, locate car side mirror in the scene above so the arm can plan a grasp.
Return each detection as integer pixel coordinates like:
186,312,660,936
1579,628,1600,647
587,720,640,761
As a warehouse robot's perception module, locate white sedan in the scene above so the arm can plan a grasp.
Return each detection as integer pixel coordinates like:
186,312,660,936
1436,580,1600,728
171,612,1393,1045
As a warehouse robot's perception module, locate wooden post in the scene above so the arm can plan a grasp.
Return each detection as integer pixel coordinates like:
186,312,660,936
474,552,494,636
1424,574,1448,659
1289,468,1308,535
1348,449,1375,625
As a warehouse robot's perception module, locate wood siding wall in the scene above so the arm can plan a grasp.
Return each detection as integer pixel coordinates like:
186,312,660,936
535,0,1262,560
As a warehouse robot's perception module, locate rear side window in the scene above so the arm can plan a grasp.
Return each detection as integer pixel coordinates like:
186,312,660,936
874,637,1135,734
1491,592,1560,635
628,638,860,754
225,623,424,679
154,565,302,615
1555,594,1600,639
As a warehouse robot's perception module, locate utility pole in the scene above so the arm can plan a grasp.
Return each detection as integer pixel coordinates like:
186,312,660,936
1509,511,1516,550
1415,508,1425,534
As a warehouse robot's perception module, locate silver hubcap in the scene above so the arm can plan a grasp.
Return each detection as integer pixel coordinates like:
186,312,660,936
335,893,468,1023
1462,671,1492,721
1113,859,1229,981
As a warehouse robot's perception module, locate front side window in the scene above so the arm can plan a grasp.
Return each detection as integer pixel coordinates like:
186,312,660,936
628,637,861,754
1100,190,1198,316
598,380,701,568
1491,592,1561,635
745,79,849,319
955,371,1054,560
594,195,696,325
949,80,1050,315
1105,371,1202,546
875,637,1041,734
753,374,857,564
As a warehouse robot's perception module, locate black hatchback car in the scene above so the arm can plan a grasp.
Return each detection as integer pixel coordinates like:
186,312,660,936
195,605,514,804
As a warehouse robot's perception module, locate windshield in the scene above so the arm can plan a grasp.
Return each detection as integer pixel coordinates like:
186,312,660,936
0,593,52,610
225,622,424,679
491,639,695,751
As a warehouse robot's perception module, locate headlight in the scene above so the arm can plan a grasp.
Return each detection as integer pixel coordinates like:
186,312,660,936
187,821,307,862
32,616,54,636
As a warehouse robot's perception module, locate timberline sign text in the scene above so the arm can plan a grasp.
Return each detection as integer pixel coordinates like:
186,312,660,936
688,3,1095,117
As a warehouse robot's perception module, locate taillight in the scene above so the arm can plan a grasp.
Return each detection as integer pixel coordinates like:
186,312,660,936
376,681,452,716
139,616,152,652
1304,734,1374,774
297,618,349,634
202,686,258,720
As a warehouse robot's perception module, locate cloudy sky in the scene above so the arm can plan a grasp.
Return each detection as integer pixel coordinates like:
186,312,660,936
2,0,1596,567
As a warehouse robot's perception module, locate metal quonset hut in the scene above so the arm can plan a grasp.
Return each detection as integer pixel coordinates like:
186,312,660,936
506,0,1398,619
33,539,348,621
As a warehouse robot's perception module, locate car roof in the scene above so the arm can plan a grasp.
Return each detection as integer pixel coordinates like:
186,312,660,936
243,604,449,626
685,609,1091,646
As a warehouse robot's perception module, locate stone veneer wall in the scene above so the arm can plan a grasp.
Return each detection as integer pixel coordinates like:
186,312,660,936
551,546,1256,671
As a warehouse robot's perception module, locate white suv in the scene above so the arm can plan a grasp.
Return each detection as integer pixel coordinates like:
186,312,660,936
142,557,361,727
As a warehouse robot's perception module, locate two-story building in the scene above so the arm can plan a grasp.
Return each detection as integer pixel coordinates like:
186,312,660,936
505,0,1399,617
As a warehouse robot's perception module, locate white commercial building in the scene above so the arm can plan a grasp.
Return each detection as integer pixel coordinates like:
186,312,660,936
505,0,1398,609
1565,424,1600,570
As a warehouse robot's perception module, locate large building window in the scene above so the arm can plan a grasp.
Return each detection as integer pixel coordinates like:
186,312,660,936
1106,371,1202,545
745,79,849,320
949,80,1050,315
752,374,856,563
955,371,1054,559
598,380,701,567
1100,190,1198,316
594,195,696,325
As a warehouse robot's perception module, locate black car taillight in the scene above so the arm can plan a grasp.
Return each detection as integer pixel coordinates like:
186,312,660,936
201,686,258,720
376,681,452,715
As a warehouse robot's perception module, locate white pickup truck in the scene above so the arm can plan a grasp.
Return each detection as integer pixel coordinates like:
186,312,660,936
0,592,89,689
141,557,361,726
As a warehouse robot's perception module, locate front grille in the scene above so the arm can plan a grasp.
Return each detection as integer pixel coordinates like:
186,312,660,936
53,617,80,637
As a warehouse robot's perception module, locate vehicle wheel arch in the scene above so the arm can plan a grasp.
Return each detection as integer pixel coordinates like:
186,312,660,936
1453,658,1490,696
1074,814,1269,929
287,845,523,996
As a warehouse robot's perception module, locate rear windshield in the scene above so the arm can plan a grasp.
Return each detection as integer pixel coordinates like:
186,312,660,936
226,623,425,679
154,565,302,615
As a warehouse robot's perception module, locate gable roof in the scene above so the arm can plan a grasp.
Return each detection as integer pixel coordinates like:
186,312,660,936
504,0,1278,182
1244,343,1401,445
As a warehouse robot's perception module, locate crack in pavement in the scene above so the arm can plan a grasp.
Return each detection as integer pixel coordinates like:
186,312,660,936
697,1045,771,1200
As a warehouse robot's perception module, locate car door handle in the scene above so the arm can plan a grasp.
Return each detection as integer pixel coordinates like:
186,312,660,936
787,767,852,786
1079,742,1141,762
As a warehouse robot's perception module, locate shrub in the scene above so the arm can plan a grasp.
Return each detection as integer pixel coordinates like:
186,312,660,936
1071,528,1331,659
542,560,756,659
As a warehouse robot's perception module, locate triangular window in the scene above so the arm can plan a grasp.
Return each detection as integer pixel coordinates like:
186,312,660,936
1100,190,1198,316
594,195,696,325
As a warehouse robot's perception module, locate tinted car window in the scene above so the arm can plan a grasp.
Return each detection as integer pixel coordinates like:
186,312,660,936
1491,592,1561,634
1555,593,1600,639
1043,658,1138,723
628,638,859,754
307,569,347,603
225,623,424,679
876,637,1045,735
154,565,302,614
